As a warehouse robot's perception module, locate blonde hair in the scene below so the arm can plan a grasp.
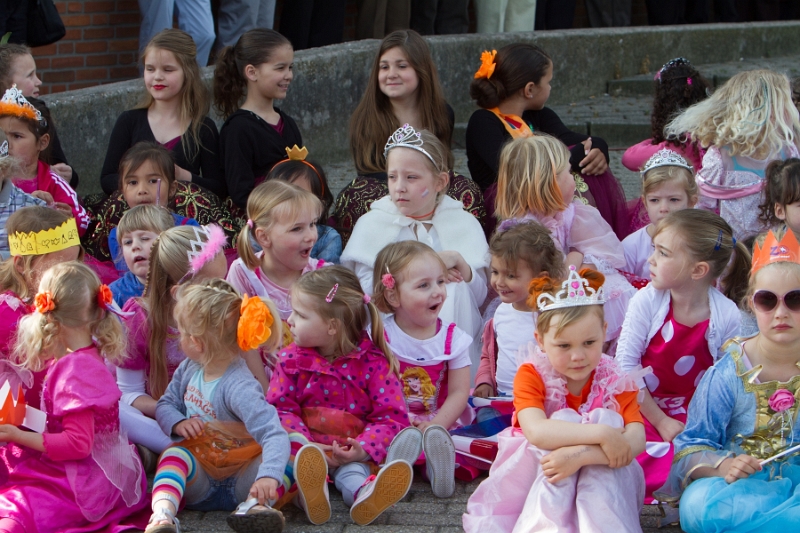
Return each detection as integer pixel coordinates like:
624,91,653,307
527,269,606,339
117,204,175,240
14,262,126,371
174,278,281,367
292,266,399,375
495,134,571,219
236,180,322,270
642,165,698,201
372,241,447,313
665,69,800,158
401,366,436,399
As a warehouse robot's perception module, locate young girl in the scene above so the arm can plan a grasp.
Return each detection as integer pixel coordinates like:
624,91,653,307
215,29,302,209
655,227,800,531
0,86,89,235
474,219,565,398
341,125,489,365
463,267,646,532
268,266,413,526
108,204,175,306
100,29,224,197
266,146,341,263
759,158,800,238
333,30,485,243
146,279,288,533
0,135,46,258
622,149,699,280
666,69,800,240
0,262,147,532
467,44,629,238
495,133,635,345
616,209,749,503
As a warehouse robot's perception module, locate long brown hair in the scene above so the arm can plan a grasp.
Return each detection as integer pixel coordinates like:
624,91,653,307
349,30,453,175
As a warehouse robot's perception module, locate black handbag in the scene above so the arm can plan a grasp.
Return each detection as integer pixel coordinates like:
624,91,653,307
26,0,66,47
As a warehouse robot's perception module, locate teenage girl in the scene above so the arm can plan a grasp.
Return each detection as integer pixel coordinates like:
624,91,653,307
759,158,800,239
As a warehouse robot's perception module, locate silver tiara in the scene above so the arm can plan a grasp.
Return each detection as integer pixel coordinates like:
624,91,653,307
537,266,605,312
640,148,694,176
383,124,436,166
0,85,46,127
0,140,7,158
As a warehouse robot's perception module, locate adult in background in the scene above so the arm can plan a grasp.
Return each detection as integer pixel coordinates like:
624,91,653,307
279,0,346,50
217,0,275,48
137,0,215,66
534,0,576,29
410,0,470,35
356,0,410,39
474,0,537,33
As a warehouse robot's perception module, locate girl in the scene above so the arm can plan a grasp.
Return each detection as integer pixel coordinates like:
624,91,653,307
467,44,629,238
759,158,800,238
622,149,699,280
0,86,90,235
266,146,341,263
0,207,81,404
0,262,147,532
372,240,471,496
0,134,46,258
666,69,800,240
333,29,486,244
100,29,224,197
463,267,646,532
341,125,489,366
146,279,288,533
475,219,565,398
616,209,749,503
655,227,800,531
495,133,635,345
268,266,414,526
215,29,302,209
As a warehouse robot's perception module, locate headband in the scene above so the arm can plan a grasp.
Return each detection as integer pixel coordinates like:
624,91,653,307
178,224,227,283
238,295,274,351
653,57,692,82
8,218,80,257
0,85,46,127
384,124,436,166
271,145,325,196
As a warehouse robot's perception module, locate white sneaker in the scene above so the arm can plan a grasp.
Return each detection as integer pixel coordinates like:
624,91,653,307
294,444,331,525
385,426,423,465
350,460,413,526
423,425,455,498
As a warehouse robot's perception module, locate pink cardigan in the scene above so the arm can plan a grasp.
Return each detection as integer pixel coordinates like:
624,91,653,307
474,319,498,395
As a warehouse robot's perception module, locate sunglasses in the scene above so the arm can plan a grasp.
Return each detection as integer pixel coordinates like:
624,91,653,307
752,290,800,313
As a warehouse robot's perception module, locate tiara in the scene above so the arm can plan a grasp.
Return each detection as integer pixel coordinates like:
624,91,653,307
8,218,80,257
286,145,309,161
0,85,46,127
0,140,6,158
640,148,694,176
654,57,691,82
178,224,227,283
384,124,436,166
536,266,606,312
752,229,800,274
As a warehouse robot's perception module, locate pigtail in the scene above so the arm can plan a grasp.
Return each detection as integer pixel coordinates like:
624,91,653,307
213,45,245,120
578,268,606,293
14,312,56,372
367,301,399,376
93,310,127,365
722,240,753,307
237,222,260,270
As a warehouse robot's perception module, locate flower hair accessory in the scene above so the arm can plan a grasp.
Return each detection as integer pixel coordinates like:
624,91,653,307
474,50,497,80
97,284,113,309
178,224,227,283
0,85,46,127
640,148,694,177
381,268,395,289
363,294,371,304
34,291,55,314
536,265,605,312
237,295,274,351
326,283,339,303
384,124,436,166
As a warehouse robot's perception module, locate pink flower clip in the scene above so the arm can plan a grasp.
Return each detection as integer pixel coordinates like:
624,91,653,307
687,77,693,85
247,219,254,229
769,389,795,412
381,268,395,290
326,283,339,303
363,294,371,304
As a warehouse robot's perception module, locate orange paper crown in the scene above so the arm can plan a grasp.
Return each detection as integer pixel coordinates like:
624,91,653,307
0,385,28,426
752,229,800,274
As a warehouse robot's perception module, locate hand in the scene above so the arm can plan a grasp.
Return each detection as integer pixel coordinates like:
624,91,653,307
720,454,761,484
412,419,434,432
438,251,472,283
331,438,369,465
599,426,632,468
654,417,685,443
52,202,73,216
0,424,22,443
473,384,494,399
579,138,608,175
175,165,192,182
51,163,73,183
249,476,280,504
174,418,205,439
446,268,463,284
31,190,55,204
312,442,340,468
540,445,585,483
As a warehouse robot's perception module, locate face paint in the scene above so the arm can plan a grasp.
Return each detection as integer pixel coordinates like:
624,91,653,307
421,188,430,198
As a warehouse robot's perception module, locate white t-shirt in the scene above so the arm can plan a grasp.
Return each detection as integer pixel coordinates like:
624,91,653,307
622,226,653,279
494,303,536,396
384,315,472,369
184,369,220,422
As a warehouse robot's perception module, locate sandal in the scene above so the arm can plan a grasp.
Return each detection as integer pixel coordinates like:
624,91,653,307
145,506,180,533
226,497,285,533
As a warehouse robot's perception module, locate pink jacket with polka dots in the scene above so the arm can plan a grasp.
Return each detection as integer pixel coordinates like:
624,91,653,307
267,333,409,464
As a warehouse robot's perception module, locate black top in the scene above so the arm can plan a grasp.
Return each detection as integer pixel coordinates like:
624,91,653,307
219,108,303,208
29,97,79,189
465,107,610,191
100,108,225,197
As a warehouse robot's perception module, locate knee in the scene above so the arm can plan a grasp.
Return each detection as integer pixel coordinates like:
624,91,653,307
679,479,718,533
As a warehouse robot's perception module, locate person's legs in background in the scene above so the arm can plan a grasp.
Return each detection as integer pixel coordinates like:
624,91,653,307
474,0,507,33
384,0,411,34
534,0,576,29
434,0,470,34
175,0,216,65
279,0,313,50
307,0,346,48
0,0,28,44
137,0,173,60
356,0,386,39
410,0,437,34
217,0,253,48
254,0,275,30
504,0,537,31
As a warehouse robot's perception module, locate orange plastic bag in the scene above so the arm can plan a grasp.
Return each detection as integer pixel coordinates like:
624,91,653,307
301,407,365,445
178,420,262,480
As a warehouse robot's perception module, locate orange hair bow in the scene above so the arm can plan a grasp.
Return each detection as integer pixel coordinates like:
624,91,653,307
34,291,55,314
97,284,113,310
237,295,274,351
474,50,497,80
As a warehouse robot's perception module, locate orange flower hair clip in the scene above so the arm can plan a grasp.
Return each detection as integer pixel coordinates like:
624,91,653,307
34,291,55,314
474,50,497,80
237,295,274,351
97,284,113,310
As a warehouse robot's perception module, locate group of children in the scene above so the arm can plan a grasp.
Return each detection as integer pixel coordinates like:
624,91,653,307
0,23,799,533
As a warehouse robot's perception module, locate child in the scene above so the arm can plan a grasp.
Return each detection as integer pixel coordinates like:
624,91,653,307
372,240,471,495
341,125,489,365
100,29,224,198
0,262,147,532
268,266,414,526
266,145,341,263
215,29,302,209
463,267,646,532
475,219,565,398
622,149,699,280
0,86,89,235
466,44,628,237
759,158,800,238
146,279,288,533
616,209,749,503
655,227,800,531
666,69,800,240
0,136,46,258
109,204,175,307
495,133,635,345
333,30,485,243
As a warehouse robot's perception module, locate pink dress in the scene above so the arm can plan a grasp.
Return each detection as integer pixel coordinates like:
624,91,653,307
0,345,148,532
636,304,712,503
0,292,45,404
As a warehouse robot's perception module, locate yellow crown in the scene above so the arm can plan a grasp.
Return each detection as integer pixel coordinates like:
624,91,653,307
752,228,800,274
8,218,80,257
285,145,309,161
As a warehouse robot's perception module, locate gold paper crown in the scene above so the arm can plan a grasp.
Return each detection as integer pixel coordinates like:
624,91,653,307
285,145,309,161
8,218,80,257
752,229,800,274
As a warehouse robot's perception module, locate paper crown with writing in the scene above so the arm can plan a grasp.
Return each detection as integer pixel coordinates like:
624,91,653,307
536,265,606,312
7,218,80,257
752,228,800,274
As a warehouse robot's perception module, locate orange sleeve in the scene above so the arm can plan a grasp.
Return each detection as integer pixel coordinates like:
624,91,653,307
615,390,644,426
512,363,547,426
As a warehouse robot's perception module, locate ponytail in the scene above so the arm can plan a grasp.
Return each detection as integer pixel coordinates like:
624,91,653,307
213,45,245,119
722,240,753,306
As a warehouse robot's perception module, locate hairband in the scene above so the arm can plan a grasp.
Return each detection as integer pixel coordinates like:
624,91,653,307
178,224,227,283
474,50,497,80
238,294,274,351
0,85,46,127
271,145,325,196
326,283,339,303
363,294,371,304
384,124,436,167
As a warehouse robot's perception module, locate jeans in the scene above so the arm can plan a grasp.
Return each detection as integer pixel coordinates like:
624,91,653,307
137,0,215,66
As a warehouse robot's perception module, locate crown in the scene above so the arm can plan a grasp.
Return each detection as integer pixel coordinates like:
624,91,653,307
536,266,606,312
384,124,436,166
285,145,309,161
0,85,46,126
752,228,800,274
641,148,694,176
180,224,227,282
0,140,7,158
8,218,80,257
